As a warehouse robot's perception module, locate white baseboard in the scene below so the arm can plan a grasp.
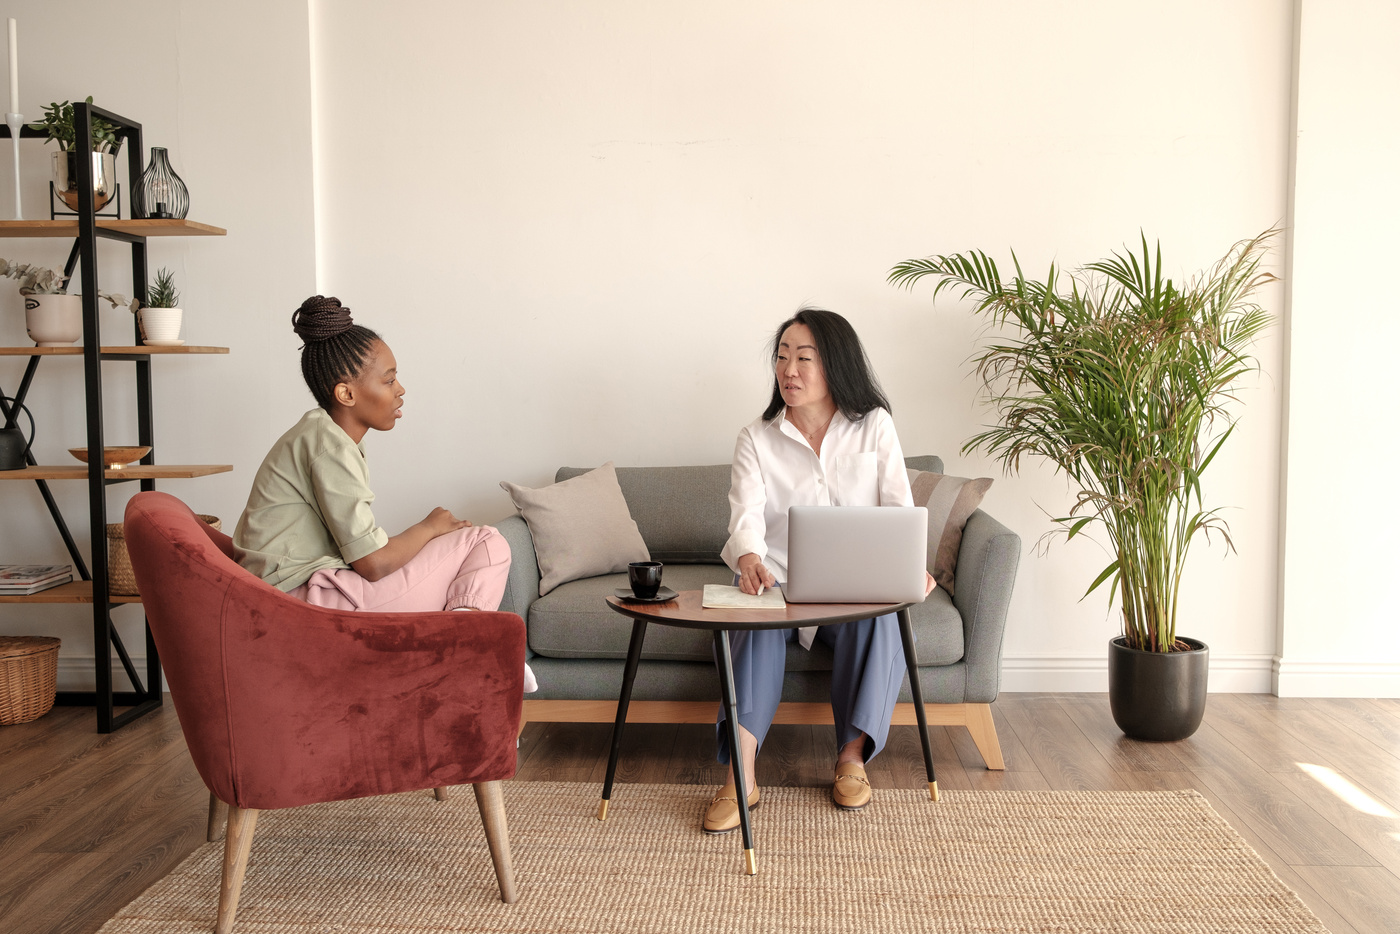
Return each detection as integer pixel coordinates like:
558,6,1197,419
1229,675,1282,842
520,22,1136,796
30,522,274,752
1001,653,1277,694
1273,658,1400,698
59,653,1284,696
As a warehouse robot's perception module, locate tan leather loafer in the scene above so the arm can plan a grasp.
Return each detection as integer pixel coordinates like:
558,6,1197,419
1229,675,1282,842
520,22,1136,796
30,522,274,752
832,761,871,810
702,782,760,835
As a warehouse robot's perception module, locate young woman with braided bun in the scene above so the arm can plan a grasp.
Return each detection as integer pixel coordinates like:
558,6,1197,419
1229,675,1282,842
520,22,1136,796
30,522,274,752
233,296,536,690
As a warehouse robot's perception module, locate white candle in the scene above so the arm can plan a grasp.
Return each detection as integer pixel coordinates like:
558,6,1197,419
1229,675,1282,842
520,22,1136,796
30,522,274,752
7,19,17,115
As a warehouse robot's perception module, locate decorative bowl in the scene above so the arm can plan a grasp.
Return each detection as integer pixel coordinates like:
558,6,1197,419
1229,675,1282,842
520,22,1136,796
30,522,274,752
68,446,152,469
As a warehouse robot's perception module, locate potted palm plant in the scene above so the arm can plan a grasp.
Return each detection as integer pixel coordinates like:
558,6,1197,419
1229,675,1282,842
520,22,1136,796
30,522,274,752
889,230,1277,740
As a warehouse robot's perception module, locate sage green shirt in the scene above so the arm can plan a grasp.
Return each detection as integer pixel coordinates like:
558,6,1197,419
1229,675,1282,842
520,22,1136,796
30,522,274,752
233,407,389,591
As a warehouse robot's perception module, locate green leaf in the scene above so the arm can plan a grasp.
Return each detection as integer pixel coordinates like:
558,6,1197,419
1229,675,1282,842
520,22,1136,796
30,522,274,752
1083,560,1120,599
1064,516,1094,540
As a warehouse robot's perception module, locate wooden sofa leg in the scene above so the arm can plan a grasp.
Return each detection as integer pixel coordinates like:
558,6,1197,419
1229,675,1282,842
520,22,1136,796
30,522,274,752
966,703,1006,770
433,787,448,801
473,781,517,903
216,805,259,934
207,791,228,842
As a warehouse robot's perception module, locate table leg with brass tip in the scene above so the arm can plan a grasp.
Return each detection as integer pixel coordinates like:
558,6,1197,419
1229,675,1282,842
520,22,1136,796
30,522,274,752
897,608,939,798
716,629,758,874
599,619,648,821
929,781,940,802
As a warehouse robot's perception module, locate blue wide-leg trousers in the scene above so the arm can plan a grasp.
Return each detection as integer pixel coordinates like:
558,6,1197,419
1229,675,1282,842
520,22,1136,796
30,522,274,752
714,608,906,765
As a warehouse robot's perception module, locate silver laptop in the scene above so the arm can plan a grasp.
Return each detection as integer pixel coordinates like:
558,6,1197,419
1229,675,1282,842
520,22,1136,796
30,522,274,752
783,506,928,604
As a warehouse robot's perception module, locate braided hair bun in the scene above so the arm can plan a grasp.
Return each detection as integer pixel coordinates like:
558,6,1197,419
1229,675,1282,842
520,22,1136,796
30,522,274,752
291,294,381,410
292,295,357,342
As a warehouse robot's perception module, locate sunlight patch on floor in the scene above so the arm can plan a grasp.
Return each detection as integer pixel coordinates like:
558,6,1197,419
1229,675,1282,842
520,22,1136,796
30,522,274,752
1298,762,1397,818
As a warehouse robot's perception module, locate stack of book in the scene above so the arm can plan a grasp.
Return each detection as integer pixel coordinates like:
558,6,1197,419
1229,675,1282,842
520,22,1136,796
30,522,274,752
0,565,74,596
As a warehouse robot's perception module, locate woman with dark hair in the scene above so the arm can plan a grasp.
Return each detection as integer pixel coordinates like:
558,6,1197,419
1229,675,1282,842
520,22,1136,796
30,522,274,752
704,307,934,834
233,296,536,691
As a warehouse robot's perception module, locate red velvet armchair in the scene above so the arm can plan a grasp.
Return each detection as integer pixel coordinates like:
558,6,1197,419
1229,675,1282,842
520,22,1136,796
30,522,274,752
123,491,526,932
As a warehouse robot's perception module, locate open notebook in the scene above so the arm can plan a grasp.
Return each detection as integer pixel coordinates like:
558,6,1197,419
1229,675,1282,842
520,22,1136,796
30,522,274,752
701,584,786,609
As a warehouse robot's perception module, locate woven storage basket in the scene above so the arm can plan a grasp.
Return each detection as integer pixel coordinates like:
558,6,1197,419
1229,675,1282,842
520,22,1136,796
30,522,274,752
107,514,221,595
0,636,61,725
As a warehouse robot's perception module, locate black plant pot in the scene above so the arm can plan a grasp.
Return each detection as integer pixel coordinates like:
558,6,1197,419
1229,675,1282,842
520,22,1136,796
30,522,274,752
1108,636,1209,741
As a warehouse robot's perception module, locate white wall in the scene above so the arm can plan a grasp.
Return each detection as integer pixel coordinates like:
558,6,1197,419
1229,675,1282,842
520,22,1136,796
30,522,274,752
1277,0,1400,696
311,0,1293,693
3,1,1392,698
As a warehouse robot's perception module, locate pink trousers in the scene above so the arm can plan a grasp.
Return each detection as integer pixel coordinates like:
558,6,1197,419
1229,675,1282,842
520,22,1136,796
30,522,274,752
290,525,511,613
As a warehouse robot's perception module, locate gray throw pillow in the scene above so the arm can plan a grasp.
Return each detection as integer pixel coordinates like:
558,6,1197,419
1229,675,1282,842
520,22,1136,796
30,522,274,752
907,468,993,597
500,462,650,596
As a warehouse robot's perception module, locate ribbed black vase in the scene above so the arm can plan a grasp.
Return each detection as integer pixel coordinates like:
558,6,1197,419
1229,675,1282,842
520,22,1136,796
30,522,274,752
134,147,189,219
1108,636,1209,741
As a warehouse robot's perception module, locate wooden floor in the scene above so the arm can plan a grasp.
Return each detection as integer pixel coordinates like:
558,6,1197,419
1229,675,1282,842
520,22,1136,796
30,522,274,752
2,694,1398,934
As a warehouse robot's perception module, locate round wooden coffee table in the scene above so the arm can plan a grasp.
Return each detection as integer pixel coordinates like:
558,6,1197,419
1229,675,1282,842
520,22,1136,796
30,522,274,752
601,589,937,875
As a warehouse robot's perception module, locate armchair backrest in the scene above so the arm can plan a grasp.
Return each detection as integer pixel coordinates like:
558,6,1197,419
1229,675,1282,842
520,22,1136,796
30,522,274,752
124,491,525,810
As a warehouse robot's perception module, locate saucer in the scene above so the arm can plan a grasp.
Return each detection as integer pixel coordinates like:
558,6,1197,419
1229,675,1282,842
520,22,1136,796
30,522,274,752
144,339,185,346
613,586,678,604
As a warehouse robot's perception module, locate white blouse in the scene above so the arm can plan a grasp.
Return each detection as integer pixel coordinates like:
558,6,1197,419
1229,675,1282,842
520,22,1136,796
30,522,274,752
721,406,914,649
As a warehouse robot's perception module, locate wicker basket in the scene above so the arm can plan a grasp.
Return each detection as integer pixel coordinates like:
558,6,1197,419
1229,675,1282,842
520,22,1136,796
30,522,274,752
108,514,221,595
0,636,61,725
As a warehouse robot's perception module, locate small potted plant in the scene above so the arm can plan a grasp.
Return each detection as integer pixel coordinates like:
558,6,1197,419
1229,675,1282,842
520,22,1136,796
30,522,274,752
138,268,182,345
27,96,123,213
1,257,138,347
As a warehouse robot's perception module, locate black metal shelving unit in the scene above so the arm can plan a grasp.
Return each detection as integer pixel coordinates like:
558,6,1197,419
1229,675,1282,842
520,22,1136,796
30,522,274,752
0,102,228,732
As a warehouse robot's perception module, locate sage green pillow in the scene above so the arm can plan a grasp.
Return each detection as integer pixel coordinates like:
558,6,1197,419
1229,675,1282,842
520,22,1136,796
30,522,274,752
907,469,993,596
500,462,650,596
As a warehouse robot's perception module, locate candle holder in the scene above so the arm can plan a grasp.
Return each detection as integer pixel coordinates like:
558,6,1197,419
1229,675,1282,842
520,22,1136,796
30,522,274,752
5,111,20,220
133,146,188,219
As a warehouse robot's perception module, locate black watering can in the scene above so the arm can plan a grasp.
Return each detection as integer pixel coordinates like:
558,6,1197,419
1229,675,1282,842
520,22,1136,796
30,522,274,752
0,397,35,470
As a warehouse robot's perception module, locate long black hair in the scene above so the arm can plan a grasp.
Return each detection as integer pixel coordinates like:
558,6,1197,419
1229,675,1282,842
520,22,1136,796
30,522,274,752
291,295,381,411
762,307,891,422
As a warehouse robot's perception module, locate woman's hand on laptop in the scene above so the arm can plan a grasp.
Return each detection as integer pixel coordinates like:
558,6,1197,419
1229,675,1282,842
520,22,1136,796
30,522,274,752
925,571,936,597
737,553,777,595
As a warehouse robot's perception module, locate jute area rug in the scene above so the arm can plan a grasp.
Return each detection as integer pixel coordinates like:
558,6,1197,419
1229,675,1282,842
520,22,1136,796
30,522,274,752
99,782,1329,934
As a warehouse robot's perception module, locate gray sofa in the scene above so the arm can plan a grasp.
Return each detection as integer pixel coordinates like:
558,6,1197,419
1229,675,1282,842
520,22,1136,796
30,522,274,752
494,456,1020,769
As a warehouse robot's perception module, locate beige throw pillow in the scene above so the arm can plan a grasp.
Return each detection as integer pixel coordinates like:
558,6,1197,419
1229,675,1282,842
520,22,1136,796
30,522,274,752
907,468,993,597
500,462,650,596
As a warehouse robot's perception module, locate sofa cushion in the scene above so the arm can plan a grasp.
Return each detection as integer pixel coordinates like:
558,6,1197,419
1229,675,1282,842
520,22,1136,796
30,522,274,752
557,464,731,563
528,564,965,668
500,462,650,596
908,469,993,597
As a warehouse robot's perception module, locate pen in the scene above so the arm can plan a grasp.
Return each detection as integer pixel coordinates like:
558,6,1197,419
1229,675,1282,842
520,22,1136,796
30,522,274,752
755,583,765,597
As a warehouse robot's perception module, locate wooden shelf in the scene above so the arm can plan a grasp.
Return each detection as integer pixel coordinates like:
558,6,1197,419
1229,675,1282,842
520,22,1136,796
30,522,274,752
0,345,228,355
0,581,141,604
0,464,231,480
0,219,226,238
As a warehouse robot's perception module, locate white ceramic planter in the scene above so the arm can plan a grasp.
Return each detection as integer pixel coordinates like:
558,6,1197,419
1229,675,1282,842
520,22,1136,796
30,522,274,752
24,293,83,346
138,307,183,344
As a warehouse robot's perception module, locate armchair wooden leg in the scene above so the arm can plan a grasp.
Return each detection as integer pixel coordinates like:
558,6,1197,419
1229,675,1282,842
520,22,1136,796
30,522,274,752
473,781,517,903
433,787,448,801
215,805,259,934
207,791,228,842
966,703,1006,770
